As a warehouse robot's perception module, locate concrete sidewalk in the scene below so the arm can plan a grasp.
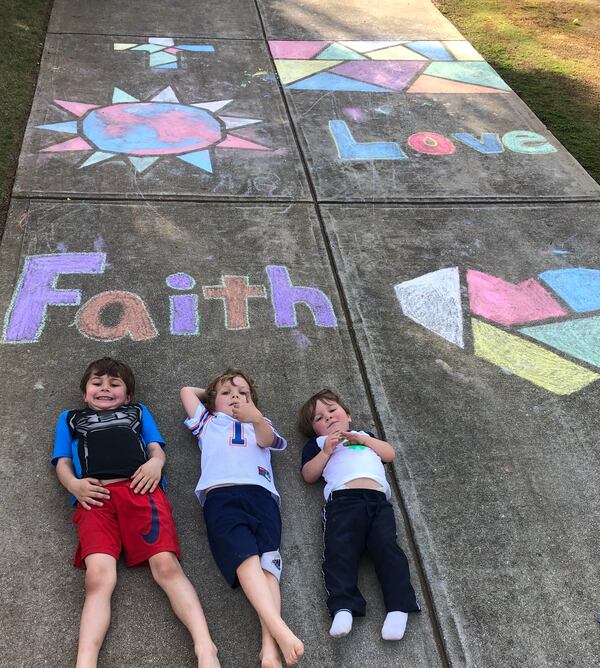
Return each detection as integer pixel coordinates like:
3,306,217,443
1,1,599,667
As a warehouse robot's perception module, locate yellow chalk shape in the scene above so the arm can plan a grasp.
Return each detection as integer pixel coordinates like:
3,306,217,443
273,59,342,84
367,45,428,61
113,43,138,50
442,41,484,61
472,319,600,395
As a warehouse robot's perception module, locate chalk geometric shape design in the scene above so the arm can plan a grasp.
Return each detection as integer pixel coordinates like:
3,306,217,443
403,41,454,61
472,319,600,395
424,62,511,91
520,317,600,369
288,72,393,92
178,45,215,52
316,43,366,60
329,120,406,160
366,44,428,61
443,40,484,61
156,63,178,69
538,268,600,312
37,88,269,176
132,44,165,53
41,137,92,152
407,74,507,94
273,59,342,85
36,121,79,134
114,43,137,50
149,37,175,47
467,270,567,325
269,40,330,60
330,61,425,90
395,267,464,347
150,51,178,67
339,41,404,53
115,38,215,69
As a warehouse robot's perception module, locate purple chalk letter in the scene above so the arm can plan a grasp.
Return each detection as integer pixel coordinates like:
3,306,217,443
266,265,337,328
2,253,106,343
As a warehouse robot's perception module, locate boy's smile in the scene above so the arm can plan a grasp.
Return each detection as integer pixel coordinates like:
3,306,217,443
214,376,251,416
83,374,131,411
312,399,351,437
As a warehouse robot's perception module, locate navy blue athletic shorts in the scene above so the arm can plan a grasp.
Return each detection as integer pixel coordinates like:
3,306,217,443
203,484,282,587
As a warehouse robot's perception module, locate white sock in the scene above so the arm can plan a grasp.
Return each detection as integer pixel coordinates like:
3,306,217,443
329,609,353,637
381,611,408,640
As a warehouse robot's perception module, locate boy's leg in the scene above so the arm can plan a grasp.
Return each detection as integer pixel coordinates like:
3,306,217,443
149,551,220,667
258,570,282,668
76,553,117,668
236,556,304,666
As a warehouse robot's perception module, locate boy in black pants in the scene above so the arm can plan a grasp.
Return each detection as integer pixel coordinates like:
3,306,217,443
298,389,419,639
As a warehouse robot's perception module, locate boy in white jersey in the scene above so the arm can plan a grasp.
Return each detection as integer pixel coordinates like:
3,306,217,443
298,389,420,640
181,369,303,667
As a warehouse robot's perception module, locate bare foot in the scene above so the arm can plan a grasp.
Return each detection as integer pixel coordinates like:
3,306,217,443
197,644,221,668
273,629,304,666
259,646,283,668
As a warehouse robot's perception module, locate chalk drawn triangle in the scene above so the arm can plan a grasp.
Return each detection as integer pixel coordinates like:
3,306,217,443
367,44,428,61
424,62,511,91
394,267,464,347
220,116,262,129
539,268,600,313
216,135,270,151
268,41,330,60
407,74,507,94
41,137,92,152
36,121,79,134
442,41,484,61
114,43,138,50
150,51,178,67
288,72,393,92
520,317,600,369
317,43,367,60
192,99,232,112
112,88,139,103
79,151,115,168
472,319,599,395
330,61,425,90
404,41,454,61
177,149,213,173
151,86,179,102
339,41,404,54
274,59,342,85
467,270,567,325
131,44,164,53
128,156,159,172
54,100,100,117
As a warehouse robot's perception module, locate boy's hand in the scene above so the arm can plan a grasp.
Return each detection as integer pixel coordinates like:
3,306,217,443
232,402,263,424
339,430,364,446
323,433,345,456
130,457,163,494
70,478,110,510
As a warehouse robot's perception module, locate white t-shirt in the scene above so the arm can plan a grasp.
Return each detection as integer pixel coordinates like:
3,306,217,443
315,430,391,500
184,402,286,505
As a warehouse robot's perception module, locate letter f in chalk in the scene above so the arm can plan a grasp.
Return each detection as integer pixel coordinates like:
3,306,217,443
329,120,407,161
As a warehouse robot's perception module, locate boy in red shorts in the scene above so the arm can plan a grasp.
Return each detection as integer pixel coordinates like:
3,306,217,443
52,357,220,668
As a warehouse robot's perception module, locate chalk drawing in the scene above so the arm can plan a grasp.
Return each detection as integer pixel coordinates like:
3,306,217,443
451,133,504,154
472,319,599,395
2,253,106,343
76,291,159,341
269,40,511,94
520,317,600,369
266,266,337,328
170,295,199,336
114,37,214,69
467,270,567,325
407,132,456,155
539,269,600,312
202,276,267,330
37,87,270,176
394,267,464,347
396,266,600,395
329,121,406,160
501,131,557,154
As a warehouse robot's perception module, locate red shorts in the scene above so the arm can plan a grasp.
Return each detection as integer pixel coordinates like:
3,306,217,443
72,481,181,568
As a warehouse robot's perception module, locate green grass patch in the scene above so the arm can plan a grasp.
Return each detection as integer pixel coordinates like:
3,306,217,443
0,0,52,231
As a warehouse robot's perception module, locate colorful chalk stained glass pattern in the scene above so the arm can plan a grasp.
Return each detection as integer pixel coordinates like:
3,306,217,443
114,37,214,69
394,267,600,395
269,40,511,94
36,87,270,175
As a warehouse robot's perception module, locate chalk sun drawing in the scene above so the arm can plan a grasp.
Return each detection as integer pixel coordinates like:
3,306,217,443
395,267,600,395
36,87,269,175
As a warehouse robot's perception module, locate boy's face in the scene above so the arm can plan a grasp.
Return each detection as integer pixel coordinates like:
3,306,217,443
214,376,252,417
312,399,351,437
83,373,131,411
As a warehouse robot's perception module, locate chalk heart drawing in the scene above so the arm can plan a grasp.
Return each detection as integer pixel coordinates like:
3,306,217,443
114,37,214,69
269,40,511,94
36,86,270,175
395,267,600,395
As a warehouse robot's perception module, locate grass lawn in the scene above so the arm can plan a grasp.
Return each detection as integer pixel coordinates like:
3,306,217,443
434,0,600,184
0,0,52,232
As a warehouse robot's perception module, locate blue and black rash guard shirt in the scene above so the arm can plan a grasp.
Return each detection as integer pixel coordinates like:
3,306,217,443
52,403,164,480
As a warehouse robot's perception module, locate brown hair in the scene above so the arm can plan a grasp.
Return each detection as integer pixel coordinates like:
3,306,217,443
297,388,351,437
205,367,258,413
80,357,136,397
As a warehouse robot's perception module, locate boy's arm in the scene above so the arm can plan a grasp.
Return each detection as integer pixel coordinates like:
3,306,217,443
340,431,395,463
180,386,206,419
233,402,281,448
55,457,110,510
301,433,343,483
130,441,165,494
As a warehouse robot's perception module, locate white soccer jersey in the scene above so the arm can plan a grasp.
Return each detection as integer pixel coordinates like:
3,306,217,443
316,430,391,500
184,402,286,505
